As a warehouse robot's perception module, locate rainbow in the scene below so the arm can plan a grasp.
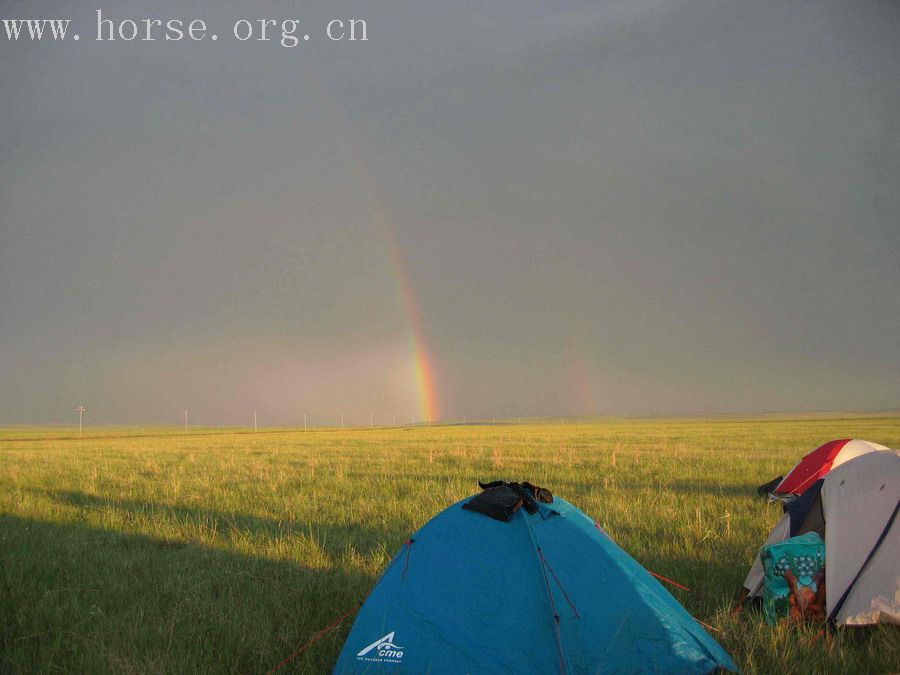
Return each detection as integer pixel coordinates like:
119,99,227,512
380,215,441,424
300,65,441,423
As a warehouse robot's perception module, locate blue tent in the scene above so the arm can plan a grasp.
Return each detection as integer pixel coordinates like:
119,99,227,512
334,489,736,674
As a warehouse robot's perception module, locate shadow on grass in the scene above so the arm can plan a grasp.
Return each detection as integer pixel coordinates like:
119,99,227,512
0,513,375,674
35,490,407,560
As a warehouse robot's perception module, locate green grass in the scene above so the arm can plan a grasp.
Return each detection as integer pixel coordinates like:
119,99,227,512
2,416,898,673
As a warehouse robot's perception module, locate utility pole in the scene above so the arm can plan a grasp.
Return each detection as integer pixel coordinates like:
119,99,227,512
184,409,188,433
76,405,86,438
392,414,396,426
341,413,344,430
304,412,307,432
254,411,258,432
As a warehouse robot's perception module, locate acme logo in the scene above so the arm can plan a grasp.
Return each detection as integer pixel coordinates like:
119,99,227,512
356,631,405,662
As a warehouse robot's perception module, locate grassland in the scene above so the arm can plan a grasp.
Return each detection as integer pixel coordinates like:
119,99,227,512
2,416,898,673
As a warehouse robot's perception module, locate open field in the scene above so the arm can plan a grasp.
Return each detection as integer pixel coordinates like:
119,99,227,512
2,416,898,673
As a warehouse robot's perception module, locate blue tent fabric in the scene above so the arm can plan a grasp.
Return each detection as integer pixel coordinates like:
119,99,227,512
786,479,824,537
334,496,737,674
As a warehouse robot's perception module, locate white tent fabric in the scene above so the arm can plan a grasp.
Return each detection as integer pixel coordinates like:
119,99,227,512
742,513,791,598
822,450,900,626
870,594,900,625
828,439,889,471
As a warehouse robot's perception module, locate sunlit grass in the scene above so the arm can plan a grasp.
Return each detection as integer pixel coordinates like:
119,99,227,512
2,415,898,672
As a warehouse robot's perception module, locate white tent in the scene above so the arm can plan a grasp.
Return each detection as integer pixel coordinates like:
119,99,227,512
822,450,899,625
741,449,899,626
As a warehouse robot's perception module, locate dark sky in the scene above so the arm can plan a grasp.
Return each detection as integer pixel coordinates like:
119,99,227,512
2,0,899,425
